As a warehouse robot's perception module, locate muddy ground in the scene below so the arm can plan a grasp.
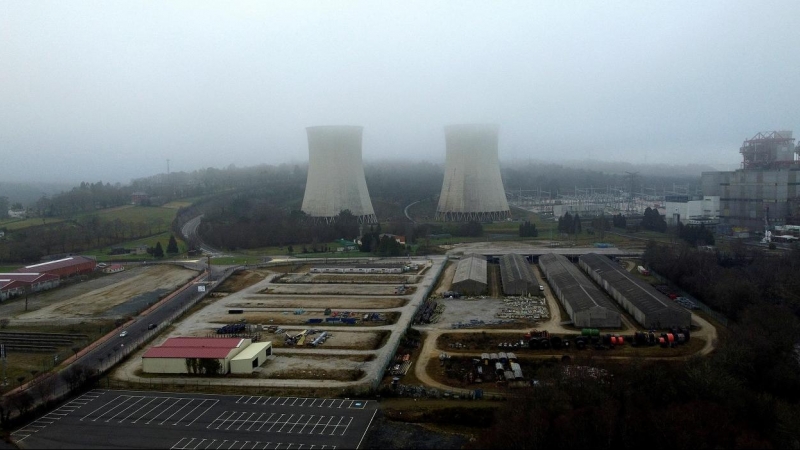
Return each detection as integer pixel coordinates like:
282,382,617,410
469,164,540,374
4,265,197,323
236,296,408,309
263,284,406,296
209,311,400,327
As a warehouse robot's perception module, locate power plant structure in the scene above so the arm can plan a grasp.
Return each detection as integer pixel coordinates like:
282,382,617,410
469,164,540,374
702,130,800,232
435,124,511,221
301,126,377,224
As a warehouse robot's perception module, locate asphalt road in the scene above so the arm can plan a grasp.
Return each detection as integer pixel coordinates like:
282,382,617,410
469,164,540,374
13,389,377,449
6,263,237,423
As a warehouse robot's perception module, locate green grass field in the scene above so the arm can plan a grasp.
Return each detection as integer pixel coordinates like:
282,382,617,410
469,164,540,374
0,216,68,230
82,205,176,225
84,231,189,262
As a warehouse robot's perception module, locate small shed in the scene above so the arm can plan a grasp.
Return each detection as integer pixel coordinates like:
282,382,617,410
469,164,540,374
230,342,273,374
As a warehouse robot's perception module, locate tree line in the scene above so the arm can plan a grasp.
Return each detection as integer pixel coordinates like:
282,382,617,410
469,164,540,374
472,243,800,449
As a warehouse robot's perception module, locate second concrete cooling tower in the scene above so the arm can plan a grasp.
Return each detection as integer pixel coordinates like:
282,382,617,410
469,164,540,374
436,124,511,221
301,126,377,224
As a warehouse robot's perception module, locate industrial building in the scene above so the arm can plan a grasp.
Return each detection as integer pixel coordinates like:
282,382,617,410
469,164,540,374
229,342,273,374
663,195,720,226
16,256,96,278
579,253,691,329
538,253,621,328
0,272,60,301
142,337,272,375
301,126,377,224
498,253,538,295
451,254,487,296
702,131,800,232
436,124,511,221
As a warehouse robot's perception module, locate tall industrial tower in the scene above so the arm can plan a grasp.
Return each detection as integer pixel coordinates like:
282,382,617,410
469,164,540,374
435,124,511,221
301,126,377,224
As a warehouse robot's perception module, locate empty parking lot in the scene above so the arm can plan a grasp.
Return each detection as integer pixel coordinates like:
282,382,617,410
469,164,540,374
12,390,377,449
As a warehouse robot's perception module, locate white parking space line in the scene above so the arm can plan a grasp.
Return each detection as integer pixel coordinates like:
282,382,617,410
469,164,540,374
120,397,156,423
227,440,238,449
308,416,325,434
290,398,299,406
247,412,266,431
207,410,230,429
183,437,196,449
185,399,219,427
144,397,174,424
216,439,228,449
281,398,290,406
286,414,305,433
328,417,344,435
82,394,131,421
267,414,285,432
276,414,295,432
296,415,315,434
226,412,247,430
256,413,276,432
194,438,207,449
318,416,334,435
106,397,146,422
171,437,190,449
236,396,244,404
237,412,257,431
339,417,353,436
177,399,216,426
299,398,308,407
161,398,194,425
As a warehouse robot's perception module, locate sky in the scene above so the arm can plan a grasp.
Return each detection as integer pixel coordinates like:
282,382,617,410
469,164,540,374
1,1,799,184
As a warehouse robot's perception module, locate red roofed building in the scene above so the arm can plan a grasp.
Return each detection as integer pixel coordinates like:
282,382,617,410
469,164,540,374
0,273,60,302
142,337,251,374
17,256,96,278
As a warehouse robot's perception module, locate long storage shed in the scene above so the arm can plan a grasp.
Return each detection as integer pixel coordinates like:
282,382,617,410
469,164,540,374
451,254,487,296
539,253,621,328
499,253,538,295
579,253,691,329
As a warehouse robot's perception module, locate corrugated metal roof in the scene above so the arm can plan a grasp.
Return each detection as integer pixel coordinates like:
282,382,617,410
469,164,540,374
453,255,487,285
160,337,244,348
17,256,95,272
579,253,690,323
539,253,619,314
143,337,246,359
0,273,59,283
499,254,537,284
231,342,272,361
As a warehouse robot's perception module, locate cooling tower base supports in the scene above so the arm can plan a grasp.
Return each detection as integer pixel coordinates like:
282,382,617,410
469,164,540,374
308,214,378,225
434,210,511,222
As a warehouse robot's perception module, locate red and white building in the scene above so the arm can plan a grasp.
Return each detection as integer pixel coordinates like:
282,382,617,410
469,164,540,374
0,273,60,301
16,256,96,278
142,337,272,375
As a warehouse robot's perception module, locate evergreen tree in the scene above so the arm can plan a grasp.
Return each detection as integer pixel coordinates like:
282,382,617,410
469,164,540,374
166,234,179,254
153,241,164,258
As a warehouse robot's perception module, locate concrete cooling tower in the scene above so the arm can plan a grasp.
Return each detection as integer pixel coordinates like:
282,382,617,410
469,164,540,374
435,124,511,221
301,126,377,224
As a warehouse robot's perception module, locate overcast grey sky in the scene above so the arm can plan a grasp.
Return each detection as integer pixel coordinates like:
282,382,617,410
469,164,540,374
1,1,798,183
